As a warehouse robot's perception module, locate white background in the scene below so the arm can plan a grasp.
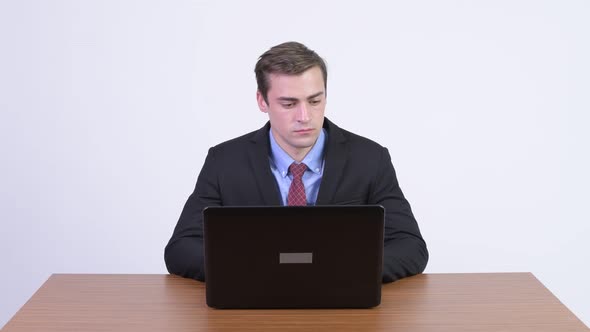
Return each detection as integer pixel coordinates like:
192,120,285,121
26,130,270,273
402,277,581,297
1,0,588,328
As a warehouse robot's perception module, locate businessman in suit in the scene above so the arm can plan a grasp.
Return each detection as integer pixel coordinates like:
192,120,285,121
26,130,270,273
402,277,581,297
165,41,428,282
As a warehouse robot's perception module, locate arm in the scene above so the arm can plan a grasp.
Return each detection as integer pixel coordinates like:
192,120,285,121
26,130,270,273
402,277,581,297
369,147,428,283
164,149,221,281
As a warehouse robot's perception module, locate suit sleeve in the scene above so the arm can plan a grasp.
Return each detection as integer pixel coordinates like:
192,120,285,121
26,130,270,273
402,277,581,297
164,148,221,281
369,148,429,283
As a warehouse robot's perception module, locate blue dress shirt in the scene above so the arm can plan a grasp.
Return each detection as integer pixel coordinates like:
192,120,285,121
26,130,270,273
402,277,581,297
268,128,327,206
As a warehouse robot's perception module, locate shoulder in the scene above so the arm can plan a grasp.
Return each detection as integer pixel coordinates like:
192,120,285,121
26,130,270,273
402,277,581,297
209,123,268,153
211,131,255,151
325,119,386,154
203,123,269,167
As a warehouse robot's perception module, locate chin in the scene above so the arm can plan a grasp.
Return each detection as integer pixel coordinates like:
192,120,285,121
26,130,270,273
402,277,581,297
293,139,317,149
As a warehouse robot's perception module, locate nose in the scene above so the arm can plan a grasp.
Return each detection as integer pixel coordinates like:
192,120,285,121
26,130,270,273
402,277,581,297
296,103,310,122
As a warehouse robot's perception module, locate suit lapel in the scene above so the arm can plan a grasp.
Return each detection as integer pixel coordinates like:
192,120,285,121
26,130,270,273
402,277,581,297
247,122,282,205
316,119,348,205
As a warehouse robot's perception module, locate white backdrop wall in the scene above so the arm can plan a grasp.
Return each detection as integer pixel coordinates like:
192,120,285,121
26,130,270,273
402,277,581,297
1,0,588,328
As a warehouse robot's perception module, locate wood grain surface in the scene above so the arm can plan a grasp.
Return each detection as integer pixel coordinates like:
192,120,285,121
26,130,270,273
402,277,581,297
3,273,588,331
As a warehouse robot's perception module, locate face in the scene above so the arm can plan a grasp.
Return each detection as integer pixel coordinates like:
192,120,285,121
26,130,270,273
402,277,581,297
256,66,326,162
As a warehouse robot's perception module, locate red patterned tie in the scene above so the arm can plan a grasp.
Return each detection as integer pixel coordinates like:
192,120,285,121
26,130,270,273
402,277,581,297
287,162,307,206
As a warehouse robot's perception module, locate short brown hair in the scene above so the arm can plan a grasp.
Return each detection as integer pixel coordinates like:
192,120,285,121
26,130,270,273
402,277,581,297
255,41,328,104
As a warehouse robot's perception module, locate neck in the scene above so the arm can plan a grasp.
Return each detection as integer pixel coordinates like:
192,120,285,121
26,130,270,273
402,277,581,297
270,130,317,163
286,147,313,163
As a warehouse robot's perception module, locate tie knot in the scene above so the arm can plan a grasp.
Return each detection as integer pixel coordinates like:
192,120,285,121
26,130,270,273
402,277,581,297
289,162,307,179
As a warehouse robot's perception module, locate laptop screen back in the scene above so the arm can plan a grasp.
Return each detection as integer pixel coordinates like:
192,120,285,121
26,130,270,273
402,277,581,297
203,205,384,309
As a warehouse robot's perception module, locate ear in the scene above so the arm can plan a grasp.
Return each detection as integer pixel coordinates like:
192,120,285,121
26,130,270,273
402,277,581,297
256,90,268,113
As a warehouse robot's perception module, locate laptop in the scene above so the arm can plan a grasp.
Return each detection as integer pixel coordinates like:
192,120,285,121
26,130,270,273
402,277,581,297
203,205,384,309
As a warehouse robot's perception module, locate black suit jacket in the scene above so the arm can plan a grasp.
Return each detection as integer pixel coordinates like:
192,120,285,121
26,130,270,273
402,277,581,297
165,118,428,282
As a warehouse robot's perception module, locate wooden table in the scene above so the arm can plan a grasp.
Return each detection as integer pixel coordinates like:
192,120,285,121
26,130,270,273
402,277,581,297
3,273,587,331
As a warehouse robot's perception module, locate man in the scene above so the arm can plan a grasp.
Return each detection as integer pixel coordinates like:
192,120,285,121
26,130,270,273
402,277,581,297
165,41,428,282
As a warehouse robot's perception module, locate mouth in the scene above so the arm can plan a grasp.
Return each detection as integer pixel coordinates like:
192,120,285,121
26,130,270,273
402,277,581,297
294,128,314,134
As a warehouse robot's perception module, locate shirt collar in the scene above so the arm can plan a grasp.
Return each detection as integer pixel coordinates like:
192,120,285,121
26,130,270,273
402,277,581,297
269,128,326,178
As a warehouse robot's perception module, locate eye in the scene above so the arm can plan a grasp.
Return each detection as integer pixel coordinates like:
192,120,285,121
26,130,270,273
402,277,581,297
310,99,320,106
282,103,295,108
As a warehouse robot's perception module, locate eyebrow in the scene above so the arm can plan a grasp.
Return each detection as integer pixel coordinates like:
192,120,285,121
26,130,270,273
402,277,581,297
276,92,325,102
